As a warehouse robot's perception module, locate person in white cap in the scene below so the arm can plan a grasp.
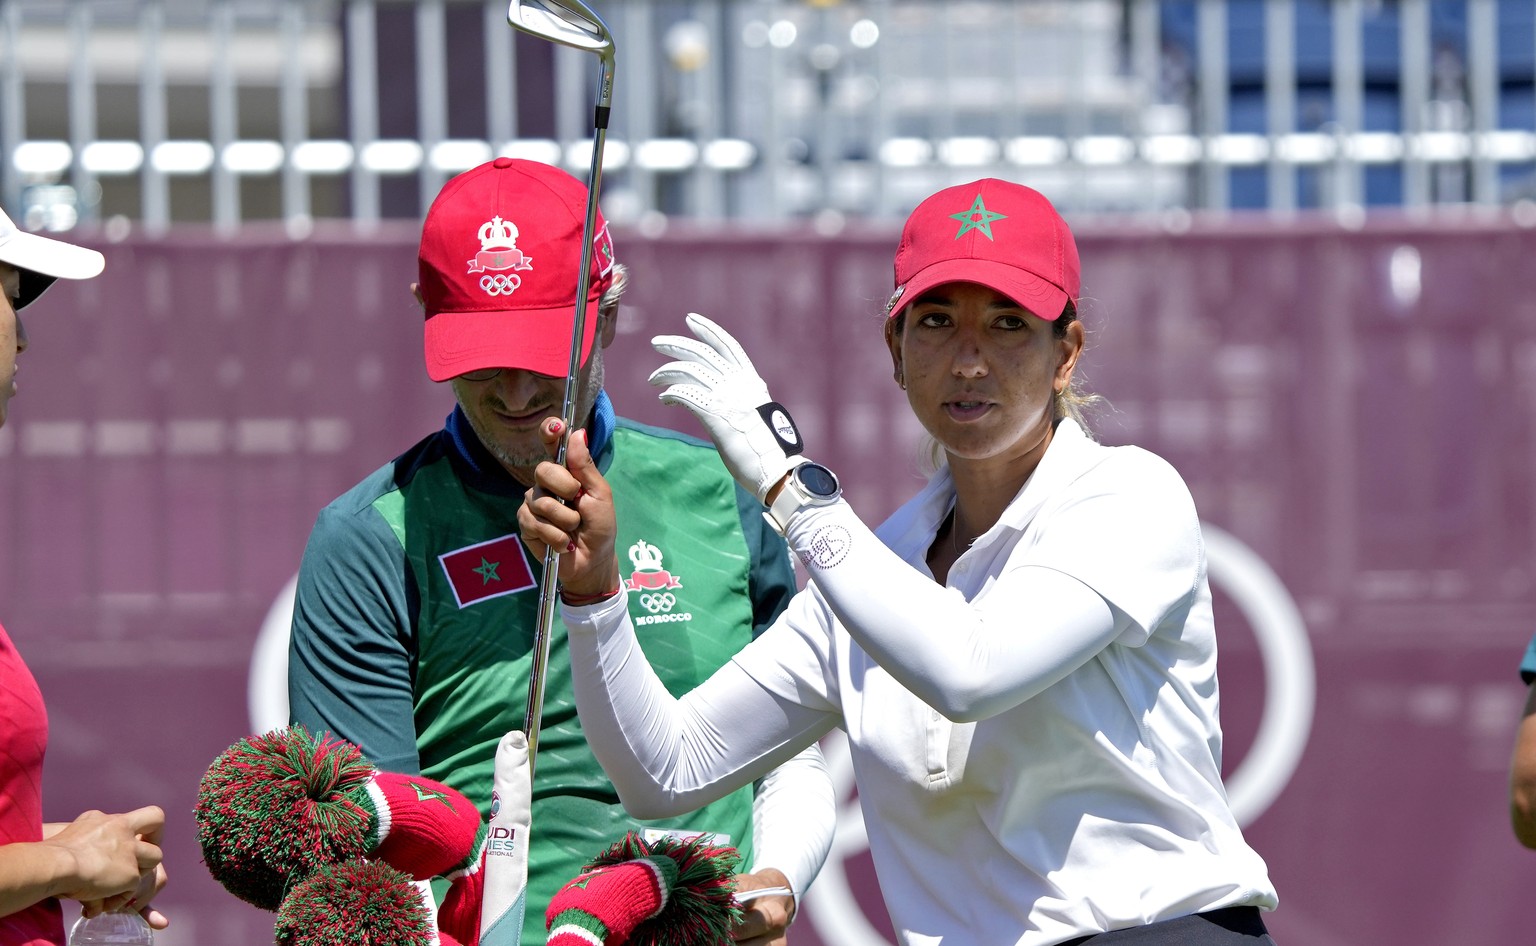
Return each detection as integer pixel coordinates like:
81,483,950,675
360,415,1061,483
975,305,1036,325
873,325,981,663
522,179,1281,945
0,206,169,945
0,207,104,425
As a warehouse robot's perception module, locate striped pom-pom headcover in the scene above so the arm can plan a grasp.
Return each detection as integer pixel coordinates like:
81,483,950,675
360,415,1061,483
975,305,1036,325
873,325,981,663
195,726,485,913
546,833,743,946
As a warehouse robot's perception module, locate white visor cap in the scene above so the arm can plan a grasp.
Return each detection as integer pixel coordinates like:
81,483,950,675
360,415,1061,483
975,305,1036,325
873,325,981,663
0,205,105,309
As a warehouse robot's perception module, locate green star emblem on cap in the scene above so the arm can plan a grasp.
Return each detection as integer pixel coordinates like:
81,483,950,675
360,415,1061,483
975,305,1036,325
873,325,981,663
409,780,451,805
474,557,501,585
950,195,1007,240
570,868,606,890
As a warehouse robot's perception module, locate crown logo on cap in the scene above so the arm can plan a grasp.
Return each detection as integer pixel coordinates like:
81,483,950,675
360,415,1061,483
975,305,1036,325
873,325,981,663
467,214,534,283
478,214,518,250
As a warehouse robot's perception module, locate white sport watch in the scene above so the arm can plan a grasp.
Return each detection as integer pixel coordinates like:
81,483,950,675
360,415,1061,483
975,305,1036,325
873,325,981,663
766,460,842,535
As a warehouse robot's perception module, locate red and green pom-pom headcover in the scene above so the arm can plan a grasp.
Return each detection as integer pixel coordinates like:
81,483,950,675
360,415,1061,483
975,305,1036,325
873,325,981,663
362,768,484,881
194,726,485,912
199,728,747,946
273,858,450,946
546,833,742,946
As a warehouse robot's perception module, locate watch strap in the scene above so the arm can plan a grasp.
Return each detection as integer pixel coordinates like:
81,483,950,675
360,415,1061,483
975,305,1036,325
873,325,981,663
766,460,839,535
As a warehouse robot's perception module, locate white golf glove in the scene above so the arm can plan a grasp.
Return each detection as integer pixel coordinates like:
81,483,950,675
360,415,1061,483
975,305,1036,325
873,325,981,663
649,312,806,504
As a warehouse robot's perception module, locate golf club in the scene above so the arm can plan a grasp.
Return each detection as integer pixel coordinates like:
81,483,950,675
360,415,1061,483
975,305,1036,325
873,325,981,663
506,0,615,775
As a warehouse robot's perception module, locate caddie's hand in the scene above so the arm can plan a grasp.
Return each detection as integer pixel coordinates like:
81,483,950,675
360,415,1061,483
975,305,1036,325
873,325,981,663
92,864,170,930
650,312,806,504
516,419,623,599
47,807,164,908
729,869,796,946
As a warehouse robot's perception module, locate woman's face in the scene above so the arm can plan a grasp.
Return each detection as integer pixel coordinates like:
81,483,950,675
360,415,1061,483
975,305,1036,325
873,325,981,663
887,280,1081,470
0,263,28,430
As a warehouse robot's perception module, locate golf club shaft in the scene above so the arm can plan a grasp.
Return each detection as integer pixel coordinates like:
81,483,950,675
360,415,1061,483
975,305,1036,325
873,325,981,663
525,48,615,773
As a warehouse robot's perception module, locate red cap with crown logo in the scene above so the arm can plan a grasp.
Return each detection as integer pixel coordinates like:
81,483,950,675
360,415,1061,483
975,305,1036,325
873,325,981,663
418,157,616,382
888,178,1079,322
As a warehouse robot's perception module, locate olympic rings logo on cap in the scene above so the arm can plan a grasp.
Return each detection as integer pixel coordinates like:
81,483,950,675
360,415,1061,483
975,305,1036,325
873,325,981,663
639,592,676,614
480,273,522,296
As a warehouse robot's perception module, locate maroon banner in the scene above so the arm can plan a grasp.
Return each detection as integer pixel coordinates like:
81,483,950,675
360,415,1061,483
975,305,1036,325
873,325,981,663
7,215,1535,945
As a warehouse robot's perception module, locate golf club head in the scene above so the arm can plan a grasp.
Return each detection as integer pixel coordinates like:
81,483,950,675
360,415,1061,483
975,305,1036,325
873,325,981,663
507,0,613,59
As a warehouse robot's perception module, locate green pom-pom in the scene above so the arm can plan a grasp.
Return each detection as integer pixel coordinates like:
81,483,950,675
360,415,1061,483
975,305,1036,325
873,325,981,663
274,859,433,946
584,833,743,946
195,725,376,910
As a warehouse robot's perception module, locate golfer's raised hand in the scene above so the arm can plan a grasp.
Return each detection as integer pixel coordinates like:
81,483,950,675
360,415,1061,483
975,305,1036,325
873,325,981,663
517,418,623,601
650,313,806,503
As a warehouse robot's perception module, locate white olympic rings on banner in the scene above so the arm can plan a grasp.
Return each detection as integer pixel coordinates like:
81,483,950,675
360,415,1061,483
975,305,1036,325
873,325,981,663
480,273,521,295
639,592,676,614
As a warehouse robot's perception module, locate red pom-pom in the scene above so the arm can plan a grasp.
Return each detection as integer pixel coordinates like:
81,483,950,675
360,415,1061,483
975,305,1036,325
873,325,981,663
274,859,434,946
196,727,375,910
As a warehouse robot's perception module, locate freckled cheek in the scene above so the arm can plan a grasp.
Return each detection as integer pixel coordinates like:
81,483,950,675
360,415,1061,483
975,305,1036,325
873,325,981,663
1003,345,1058,385
900,344,956,385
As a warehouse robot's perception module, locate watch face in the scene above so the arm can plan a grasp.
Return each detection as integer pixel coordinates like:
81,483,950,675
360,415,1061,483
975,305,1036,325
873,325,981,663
798,463,839,498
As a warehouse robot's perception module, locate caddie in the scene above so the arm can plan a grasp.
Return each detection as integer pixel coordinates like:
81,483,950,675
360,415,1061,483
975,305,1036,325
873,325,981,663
287,157,835,946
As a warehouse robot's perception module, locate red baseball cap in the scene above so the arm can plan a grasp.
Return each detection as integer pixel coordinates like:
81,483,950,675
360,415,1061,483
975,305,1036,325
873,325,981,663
418,157,616,382
888,178,1079,321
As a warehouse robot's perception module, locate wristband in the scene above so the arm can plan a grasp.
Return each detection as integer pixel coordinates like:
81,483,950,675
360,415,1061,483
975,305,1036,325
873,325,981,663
560,586,622,607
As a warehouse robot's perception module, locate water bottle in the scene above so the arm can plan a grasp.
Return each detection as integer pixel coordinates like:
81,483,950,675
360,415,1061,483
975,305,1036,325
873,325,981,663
67,911,153,945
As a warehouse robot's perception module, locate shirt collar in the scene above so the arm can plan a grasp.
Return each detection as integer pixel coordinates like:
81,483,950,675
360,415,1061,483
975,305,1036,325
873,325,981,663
994,417,1102,533
880,418,1103,558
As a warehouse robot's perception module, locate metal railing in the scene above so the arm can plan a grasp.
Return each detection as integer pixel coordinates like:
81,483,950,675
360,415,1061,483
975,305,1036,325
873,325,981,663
3,0,1536,233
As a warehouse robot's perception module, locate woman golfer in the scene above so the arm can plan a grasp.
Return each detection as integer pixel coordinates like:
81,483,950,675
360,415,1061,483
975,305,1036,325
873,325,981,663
519,178,1279,945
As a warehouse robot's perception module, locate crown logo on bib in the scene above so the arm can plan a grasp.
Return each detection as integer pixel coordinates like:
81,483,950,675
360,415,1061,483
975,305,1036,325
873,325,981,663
625,539,682,593
629,540,665,572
